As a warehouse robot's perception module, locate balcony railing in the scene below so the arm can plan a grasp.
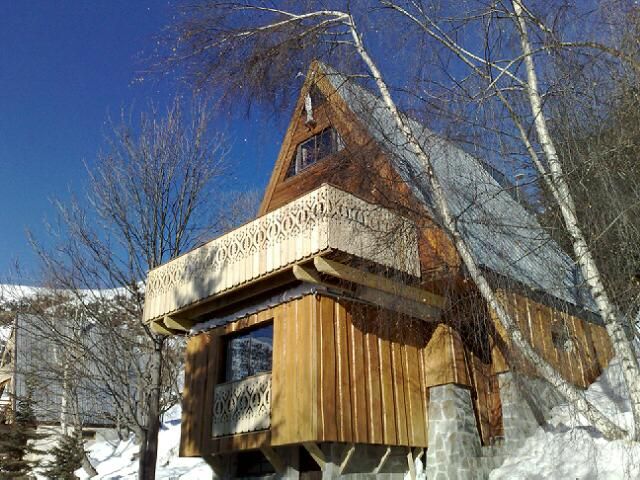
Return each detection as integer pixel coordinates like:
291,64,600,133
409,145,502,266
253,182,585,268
211,372,271,437
143,184,420,323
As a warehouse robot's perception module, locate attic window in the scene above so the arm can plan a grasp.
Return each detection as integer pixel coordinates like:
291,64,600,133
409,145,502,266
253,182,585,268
551,319,574,353
286,127,344,177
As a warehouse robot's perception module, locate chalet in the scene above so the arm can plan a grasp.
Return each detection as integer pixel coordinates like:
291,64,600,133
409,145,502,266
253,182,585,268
142,62,613,479
0,313,114,428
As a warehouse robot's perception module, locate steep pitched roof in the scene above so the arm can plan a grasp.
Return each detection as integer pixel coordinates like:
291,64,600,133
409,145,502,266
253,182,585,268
318,63,593,313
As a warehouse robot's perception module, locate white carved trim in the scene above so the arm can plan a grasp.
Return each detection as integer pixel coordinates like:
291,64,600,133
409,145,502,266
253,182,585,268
212,373,271,437
143,184,420,322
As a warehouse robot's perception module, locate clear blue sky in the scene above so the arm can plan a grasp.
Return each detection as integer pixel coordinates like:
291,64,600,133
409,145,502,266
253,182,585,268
0,1,282,283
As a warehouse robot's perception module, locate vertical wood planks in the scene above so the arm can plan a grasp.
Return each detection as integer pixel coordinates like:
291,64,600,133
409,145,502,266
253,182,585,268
377,314,398,445
348,309,368,443
335,300,354,442
271,303,288,444
391,341,409,445
364,310,383,444
319,295,338,441
403,342,427,446
180,333,210,457
200,334,222,453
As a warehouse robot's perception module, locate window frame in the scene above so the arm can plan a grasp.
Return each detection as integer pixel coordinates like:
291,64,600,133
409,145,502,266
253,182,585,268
286,127,344,178
221,322,274,384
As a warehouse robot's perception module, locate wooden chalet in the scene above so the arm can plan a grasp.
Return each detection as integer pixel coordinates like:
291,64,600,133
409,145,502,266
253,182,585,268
142,63,613,479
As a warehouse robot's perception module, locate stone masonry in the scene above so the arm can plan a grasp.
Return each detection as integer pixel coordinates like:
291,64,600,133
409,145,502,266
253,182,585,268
425,384,483,480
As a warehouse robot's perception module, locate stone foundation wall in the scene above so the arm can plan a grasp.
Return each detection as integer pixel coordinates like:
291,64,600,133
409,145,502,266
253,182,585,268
425,384,482,480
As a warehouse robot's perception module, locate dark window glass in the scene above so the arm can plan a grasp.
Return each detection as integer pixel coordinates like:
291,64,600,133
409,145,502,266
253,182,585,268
286,128,344,177
551,321,573,352
224,324,273,382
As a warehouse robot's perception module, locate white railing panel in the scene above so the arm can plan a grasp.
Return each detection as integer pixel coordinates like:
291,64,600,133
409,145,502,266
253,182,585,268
211,373,271,437
143,184,420,322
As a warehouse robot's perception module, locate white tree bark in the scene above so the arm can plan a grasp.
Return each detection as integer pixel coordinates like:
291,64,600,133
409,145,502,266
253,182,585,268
512,0,640,440
345,13,627,440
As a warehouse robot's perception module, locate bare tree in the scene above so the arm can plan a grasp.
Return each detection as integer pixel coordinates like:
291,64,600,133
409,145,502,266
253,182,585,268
29,97,229,479
164,1,640,440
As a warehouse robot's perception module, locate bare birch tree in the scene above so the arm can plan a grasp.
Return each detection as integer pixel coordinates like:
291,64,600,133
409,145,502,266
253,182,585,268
163,0,640,440
29,97,229,479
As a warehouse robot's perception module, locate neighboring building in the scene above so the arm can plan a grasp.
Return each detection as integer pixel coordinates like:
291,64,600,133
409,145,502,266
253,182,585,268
142,62,613,479
0,313,115,428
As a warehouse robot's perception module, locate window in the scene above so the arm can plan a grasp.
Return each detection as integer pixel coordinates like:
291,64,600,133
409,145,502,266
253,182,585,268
286,127,344,177
224,323,273,382
551,320,573,352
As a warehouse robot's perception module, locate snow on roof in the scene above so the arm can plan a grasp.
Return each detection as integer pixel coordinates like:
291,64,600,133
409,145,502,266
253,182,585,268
320,63,595,315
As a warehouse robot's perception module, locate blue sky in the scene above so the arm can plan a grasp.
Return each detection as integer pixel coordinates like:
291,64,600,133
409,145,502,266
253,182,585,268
0,1,282,283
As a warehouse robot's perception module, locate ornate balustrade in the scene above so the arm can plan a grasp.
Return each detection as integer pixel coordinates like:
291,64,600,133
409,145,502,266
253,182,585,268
143,184,420,323
211,372,271,437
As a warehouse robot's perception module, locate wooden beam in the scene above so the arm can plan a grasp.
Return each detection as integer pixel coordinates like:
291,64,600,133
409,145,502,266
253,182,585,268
202,455,227,478
292,265,325,285
407,448,416,480
294,259,441,321
163,315,194,332
373,447,392,474
149,320,177,336
339,444,356,475
0,372,11,385
355,287,441,322
163,269,298,324
414,447,424,462
261,446,286,474
314,256,445,309
302,442,327,470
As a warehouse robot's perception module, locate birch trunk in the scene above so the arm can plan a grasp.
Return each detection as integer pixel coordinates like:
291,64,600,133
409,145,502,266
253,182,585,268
512,0,640,440
347,15,627,440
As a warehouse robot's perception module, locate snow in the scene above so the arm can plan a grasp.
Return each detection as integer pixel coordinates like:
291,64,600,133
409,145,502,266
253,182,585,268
490,358,640,480
76,404,209,480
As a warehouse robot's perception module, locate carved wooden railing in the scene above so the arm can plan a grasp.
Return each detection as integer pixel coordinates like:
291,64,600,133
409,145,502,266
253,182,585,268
211,372,271,437
143,184,420,323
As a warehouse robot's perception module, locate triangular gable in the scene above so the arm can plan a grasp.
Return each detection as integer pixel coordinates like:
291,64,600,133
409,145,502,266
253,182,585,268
258,62,461,286
259,61,382,215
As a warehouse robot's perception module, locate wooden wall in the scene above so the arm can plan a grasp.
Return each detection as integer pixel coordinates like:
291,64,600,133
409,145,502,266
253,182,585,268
180,293,503,456
490,290,613,388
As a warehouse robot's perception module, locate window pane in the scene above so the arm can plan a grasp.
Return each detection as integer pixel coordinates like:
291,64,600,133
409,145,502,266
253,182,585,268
225,336,252,382
248,324,273,376
288,128,344,178
315,128,334,160
225,324,273,382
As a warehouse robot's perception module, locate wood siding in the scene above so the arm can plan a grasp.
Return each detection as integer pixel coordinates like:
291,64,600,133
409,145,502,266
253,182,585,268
180,290,611,457
180,294,483,455
490,290,613,388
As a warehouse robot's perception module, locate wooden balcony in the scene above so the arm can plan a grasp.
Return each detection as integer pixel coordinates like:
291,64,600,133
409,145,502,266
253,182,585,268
143,184,420,324
212,372,272,437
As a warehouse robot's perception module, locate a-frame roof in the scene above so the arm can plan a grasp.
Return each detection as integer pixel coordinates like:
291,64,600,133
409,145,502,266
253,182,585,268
261,62,593,314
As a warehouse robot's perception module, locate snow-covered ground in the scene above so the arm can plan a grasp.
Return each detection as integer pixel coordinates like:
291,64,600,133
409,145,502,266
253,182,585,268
491,358,640,480
76,404,210,480
74,356,640,479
